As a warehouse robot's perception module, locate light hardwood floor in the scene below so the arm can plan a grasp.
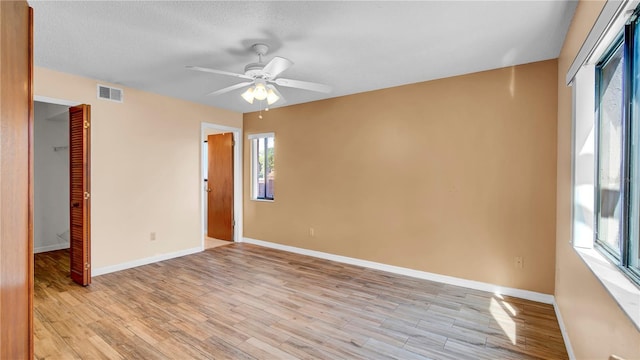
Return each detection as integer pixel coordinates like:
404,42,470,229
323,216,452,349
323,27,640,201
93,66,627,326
34,244,568,359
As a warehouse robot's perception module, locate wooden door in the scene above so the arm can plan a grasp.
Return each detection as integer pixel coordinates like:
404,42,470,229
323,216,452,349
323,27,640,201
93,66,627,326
69,105,91,286
0,1,34,358
207,133,234,241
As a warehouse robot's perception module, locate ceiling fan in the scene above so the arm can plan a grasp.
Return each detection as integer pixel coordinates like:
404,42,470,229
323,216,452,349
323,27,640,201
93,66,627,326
187,43,331,106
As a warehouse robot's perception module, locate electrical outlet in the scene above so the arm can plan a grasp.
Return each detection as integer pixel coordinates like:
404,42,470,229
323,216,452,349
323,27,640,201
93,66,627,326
515,256,523,269
309,228,315,237
150,232,156,241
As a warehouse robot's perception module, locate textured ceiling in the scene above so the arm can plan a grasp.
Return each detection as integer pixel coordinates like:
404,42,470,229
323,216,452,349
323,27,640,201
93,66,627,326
30,1,577,113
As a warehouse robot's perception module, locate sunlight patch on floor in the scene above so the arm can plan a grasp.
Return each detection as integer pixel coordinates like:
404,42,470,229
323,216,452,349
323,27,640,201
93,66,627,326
490,297,517,345
205,237,232,249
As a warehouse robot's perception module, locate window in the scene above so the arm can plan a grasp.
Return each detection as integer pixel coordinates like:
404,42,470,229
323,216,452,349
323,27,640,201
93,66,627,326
249,133,275,201
570,0,640,329
593,12,640,283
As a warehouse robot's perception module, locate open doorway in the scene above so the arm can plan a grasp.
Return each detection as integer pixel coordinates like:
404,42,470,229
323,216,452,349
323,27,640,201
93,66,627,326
33,97,92,287
33,101,70,254
201,123,243,250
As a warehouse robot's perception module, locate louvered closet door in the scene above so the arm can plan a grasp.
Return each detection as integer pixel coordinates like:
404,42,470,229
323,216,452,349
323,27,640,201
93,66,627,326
69,105,91,286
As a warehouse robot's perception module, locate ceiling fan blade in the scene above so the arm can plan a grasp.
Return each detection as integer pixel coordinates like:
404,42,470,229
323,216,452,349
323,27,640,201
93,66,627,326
262,57,293,79
274,78,332,93
207,81,253,97
186,66,253,80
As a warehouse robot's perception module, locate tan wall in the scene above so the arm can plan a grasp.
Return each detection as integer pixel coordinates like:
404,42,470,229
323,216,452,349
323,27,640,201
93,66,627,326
555,1,640,359
35,67,242,270
244,60,558,294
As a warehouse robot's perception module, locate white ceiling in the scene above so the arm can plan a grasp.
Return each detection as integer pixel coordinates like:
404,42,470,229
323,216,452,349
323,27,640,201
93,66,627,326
30,1,577,113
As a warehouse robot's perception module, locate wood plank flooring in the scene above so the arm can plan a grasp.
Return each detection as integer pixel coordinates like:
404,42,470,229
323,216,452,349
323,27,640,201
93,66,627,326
34,244,568,359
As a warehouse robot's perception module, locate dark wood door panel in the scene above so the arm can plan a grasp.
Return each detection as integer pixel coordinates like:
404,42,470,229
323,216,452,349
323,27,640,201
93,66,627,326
0,1,33,358
207,133,234,241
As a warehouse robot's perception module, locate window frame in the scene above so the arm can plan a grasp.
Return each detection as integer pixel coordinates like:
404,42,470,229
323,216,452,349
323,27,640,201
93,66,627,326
593,14,640,286
248,132,275,201
594,34,625,262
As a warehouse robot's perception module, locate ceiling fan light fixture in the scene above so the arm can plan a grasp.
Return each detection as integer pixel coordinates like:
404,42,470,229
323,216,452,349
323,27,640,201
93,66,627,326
241,87,255,104
253,81,268,101
266,88,279,105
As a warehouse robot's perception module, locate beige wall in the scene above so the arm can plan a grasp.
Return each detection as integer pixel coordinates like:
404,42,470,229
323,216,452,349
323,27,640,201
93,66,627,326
244,60,558,294
35,67,242,270
555,1,640,359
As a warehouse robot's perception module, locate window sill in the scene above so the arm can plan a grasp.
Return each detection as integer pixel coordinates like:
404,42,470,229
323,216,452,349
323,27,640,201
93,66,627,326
574,245,640,331
251,198,274,203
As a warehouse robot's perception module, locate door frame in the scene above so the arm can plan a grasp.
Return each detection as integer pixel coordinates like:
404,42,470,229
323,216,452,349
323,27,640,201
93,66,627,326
34,95,79,108
33,97,78,255
200,122,242,248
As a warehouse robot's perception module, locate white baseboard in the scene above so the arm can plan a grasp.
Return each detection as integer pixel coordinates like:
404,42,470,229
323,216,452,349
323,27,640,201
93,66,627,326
34,243,69,254
92,247,202,277
242,237,555,304
553,300,575,360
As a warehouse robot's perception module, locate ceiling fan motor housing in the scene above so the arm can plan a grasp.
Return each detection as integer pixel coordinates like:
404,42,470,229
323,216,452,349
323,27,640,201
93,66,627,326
244,43,271,78
244,63,266,78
